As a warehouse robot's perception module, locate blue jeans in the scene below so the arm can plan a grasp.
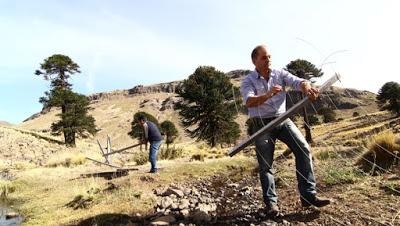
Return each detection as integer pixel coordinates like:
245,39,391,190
149,140,162,171
251,118,317,205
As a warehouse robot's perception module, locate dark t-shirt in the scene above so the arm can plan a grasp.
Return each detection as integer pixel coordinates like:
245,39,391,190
146,121,162,142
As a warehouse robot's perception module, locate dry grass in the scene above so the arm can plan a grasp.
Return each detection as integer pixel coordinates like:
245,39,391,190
7,156,254,225
0,180,17,199
45,151,87,167
356,131,400,173
7,85,400,225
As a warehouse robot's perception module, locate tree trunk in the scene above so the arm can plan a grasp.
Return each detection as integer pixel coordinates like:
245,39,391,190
61,104,68,145
65,131,76,147
211,137,216,148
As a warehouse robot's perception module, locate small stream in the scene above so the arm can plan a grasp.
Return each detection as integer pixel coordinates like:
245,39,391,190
0,204,23,226
0,169,23,225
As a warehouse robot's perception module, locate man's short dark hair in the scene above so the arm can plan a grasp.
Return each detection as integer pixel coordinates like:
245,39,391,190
137,114,147,121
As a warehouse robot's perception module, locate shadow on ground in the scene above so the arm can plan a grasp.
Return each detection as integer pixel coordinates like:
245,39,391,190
71,209,321,226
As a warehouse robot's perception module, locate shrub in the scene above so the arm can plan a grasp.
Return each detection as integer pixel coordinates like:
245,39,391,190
131,151,149,166
0,180,17,199
308,115,320,126
158,146,183,160
356,131,400,174
46,152,86,167
353,111,360,117
191,154,205,161
318,107,336,123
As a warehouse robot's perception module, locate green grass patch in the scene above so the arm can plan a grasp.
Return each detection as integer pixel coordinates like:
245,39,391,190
321,165,363,185
315,150,341,161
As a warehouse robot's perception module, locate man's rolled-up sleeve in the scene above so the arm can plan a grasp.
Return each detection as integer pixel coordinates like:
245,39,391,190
282,70,305,91
240,77,256,105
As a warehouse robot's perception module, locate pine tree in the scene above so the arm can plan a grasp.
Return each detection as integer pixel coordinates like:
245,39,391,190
377,82,400,116
285,59,323,143
49,89,97,145
36,54,96,147
221,120,241,147
160,120,179,150
176,66,241,147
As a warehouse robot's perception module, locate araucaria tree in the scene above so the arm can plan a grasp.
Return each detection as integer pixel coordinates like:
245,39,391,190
36,54,96,147
160,120,179,150
376,82,400,116
176,66,241,147
285,59,323,143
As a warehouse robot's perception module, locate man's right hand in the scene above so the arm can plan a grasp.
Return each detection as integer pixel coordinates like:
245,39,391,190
246,85,283,108
268,85,283,97
139,139,147,145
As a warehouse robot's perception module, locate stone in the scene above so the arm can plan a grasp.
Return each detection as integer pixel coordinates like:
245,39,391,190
154,187,167,196
163,188,184,198
161,197,173,209
170,203,178,210
227,183,239,188
150,221,168,226
260,220,278,226
180,209,190,217
178,199,190,210
189,198,198,205
183,188,191,195
196,203,217,213
5,212,19,220
191,210,212,223
150,215,176,226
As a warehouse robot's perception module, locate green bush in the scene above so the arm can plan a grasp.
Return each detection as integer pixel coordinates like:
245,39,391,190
308,115,320,126
318,107,336,123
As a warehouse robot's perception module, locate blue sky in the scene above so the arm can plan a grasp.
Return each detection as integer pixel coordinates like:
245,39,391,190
1,0,399,124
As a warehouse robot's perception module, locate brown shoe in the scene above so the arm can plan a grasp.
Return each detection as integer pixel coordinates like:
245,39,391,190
301,196,331,207
266,203,280,216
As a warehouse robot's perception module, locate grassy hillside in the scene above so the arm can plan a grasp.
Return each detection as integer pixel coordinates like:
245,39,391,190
2,76,399,225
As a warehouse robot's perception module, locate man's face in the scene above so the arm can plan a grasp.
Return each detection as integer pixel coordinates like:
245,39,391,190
252,46,271,75
137,119,145,126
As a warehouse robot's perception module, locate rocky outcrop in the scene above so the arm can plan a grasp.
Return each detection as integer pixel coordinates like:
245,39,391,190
226,69,252,79
88,90,130,102
128,81,183,95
